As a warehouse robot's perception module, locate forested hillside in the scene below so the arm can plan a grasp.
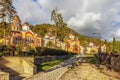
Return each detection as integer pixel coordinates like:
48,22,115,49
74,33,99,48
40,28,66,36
31,23,104,46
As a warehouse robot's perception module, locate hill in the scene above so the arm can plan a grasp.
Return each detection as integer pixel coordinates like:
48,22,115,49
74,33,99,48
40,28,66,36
0,22,105,46
31,23,104,46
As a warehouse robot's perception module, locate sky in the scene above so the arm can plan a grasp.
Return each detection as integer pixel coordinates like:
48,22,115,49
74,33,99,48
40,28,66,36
12,0,120,41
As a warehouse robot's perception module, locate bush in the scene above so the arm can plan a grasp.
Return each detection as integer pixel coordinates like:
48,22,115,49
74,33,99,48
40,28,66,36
35,47,74,56
3,51,10,56
0,52,3,56
0,45,75,56
15,46,22,56
0,45,12,56
26,46,36,56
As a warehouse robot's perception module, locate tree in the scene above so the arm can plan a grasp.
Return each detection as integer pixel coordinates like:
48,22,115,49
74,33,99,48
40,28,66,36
51,9,67,28
0,0,17,22
112,37,116,51
51,9,67,46
51,9,67,37
0,0,16,44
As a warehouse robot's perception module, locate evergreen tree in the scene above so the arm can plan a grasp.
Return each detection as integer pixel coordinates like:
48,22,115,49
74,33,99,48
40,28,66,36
112,37,116,51
119,41,120,53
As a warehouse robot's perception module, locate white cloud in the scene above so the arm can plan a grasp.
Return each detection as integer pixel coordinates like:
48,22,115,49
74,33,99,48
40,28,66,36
113,28,120,39
12,0,120,40
67,12,101,28
13,0,49,24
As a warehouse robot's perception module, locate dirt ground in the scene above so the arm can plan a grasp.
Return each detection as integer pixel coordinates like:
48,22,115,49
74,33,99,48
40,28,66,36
59,63,120,80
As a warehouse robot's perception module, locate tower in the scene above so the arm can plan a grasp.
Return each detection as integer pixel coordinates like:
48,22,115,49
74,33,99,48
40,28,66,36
10,15,22,45
11,15,21,31
22,22,30,31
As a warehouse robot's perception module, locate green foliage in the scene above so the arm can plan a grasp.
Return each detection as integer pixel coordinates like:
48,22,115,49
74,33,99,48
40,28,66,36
0,22,11,37
31,23,109,48
112,37,116,51
35,47,71,56
82,41,89,47
31,24,78,41
46,41,53,48
15,45,23,56
86,57,96,64
38,58,68,71
110,37,120,53
24,46,36,56
51,9,67,27
0,44,12,56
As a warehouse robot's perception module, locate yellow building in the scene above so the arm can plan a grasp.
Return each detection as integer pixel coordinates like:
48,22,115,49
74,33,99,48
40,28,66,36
65,33,80,54
0,38,9,45
0,38,5,44
10,16,42,48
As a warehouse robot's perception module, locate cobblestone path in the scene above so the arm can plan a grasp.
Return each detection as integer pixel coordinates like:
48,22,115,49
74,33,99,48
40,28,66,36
28,56,76,80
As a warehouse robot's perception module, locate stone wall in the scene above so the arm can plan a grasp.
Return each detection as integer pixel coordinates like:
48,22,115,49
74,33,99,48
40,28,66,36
0,57,24,76
0,56,69,76
0,72,9,80
0,57,36,76
23,60,36,75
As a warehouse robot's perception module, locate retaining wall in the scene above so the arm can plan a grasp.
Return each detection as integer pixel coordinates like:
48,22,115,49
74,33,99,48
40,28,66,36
0,72,9,80
0,57,36,76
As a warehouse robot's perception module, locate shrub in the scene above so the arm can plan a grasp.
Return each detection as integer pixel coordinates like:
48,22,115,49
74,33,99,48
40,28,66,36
27,46,36,56
15,46,22,56
35,47,74,56
0,52,3,56
0,45,12,56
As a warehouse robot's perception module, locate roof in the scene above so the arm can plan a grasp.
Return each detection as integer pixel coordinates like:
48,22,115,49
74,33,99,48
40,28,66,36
22,22,30,26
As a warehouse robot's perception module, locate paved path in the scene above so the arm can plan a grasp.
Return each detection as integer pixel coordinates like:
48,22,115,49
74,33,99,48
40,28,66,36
24,56,77,80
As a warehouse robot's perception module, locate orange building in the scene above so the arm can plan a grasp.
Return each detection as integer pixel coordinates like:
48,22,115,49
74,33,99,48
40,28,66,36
10,16,42,48
65,33,80,54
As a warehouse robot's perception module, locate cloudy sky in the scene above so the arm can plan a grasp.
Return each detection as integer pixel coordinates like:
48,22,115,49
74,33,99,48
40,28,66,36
13,0,120,41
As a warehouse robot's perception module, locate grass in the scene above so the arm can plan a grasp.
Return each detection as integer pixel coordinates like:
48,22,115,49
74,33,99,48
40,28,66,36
37,58,69,71
86,57,96,64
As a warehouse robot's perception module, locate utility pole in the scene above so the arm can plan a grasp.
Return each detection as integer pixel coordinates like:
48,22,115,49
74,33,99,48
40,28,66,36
3,17,6,45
